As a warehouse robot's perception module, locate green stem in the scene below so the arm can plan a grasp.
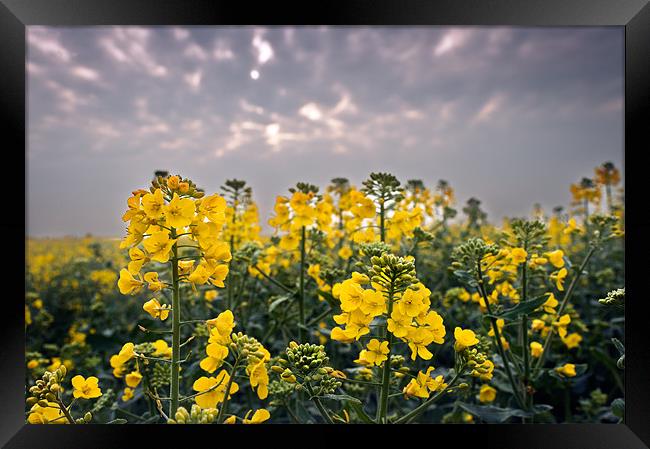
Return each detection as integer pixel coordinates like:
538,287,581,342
170,228,181,417
520,253,531,407
282,399,302,423
298,225,306,342
533,246,596,375
56,396,76,424
217,356,241,423
307,306,334,327
305,383,333,424
378,285,395,423
252,264,295,295
477,262,526,409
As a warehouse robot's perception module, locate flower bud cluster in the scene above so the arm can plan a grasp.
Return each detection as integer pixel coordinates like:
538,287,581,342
451,238,500,273
167,404,218,424
598,288,624,307
230,332,267,365
459,346,494,381
271,342,342,395
369,253,417,292
362,172,403,204
152,174,204,199
27,366,67,406
150,363,171,389
267,379,295,402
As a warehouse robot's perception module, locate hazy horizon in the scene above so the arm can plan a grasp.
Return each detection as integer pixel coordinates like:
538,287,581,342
27,26,623,238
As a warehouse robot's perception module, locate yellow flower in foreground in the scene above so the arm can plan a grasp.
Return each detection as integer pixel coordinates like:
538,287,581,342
152,339,172,358
200,194,227,225
71,375,102,399
143,231,176,263
555,363,577,377
545,250,565,268
144,271,165,291
224,415,237,424
358,339,390,366
28,402,67,424
543,293,559,314
562,332,583,349
530,341,544,358
142,188,165,219
125,371,143,388
165,193,195,228
479,384,497,403
117,269,144,295
552,268,568,291
243,409,270,424
454,327,479,352
192,371,239,409
143,298,170,321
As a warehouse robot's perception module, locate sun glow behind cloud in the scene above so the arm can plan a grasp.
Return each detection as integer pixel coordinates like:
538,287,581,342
27,26,623,237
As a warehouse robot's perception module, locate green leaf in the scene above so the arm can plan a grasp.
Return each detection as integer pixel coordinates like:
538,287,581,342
322,394,362,405
349,401,376,424
611,398,624,419
268,295,291,313
611,338,625,356
487,294,548,321
106,418,128,424
453,270,477,287
457,402,552,423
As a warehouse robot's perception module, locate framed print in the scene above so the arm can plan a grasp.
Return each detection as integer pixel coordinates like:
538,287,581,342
2,0,649,448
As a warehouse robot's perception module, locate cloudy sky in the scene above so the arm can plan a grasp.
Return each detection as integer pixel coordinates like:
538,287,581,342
27,26,623,237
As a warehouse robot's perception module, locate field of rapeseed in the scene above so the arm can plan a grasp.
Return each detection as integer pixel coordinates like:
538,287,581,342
25,162,624,424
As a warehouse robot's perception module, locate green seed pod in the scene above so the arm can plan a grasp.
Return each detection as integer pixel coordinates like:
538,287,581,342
84,412,92,423
37,399,49,407
26,397,38,407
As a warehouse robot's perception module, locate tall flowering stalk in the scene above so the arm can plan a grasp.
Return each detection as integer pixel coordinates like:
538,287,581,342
117,173,231,416
268,182,321,341
221,179,261,311
330,245,448,423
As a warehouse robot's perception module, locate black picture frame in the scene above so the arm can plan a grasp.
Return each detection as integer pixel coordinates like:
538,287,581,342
3,1,649,447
